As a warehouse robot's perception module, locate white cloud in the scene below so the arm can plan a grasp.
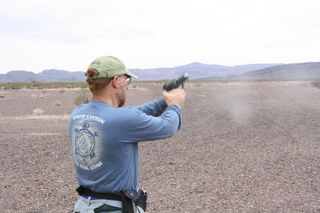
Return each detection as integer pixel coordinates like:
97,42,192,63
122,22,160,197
0,0,320,73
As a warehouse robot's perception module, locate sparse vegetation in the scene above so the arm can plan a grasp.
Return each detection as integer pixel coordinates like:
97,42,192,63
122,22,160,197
33,108,44,116
54,101,62,106
0,82,87,90
311,78,320,88
1,78,320,92
73,88,92,106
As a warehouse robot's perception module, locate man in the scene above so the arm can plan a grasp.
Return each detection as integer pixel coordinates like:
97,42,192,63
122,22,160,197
69,56,186,213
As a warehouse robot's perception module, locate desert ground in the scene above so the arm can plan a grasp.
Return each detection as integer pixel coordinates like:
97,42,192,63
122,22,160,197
0,81,320,212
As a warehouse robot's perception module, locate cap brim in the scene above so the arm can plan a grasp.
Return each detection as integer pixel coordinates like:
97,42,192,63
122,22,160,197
126,70,138,79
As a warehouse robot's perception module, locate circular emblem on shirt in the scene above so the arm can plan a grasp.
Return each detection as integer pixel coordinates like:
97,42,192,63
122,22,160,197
74,121,98,164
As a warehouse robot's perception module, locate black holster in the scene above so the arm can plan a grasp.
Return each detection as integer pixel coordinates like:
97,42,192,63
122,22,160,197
120,191,135,213
121,190,147,212
134,190,147,211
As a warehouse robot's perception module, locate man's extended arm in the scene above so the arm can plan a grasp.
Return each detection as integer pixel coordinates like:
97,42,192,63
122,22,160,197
136,88,186,117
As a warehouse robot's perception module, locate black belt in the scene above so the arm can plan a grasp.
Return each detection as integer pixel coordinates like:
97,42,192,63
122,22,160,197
76,186,121,201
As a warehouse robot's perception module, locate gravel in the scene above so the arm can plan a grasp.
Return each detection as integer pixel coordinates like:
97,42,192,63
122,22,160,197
1,81,320,212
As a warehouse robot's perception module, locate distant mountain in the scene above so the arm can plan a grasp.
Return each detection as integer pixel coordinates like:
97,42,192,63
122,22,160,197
0,69,86,83
115,63,281,81
38,69,85,82
1,62,319,82
0,70,42,82
226,62,320,79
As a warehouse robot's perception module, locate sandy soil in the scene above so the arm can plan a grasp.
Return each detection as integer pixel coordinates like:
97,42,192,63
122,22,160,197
0,81,320,212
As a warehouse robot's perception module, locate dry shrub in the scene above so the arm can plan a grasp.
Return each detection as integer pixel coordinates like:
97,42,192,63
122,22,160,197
74,88,92,106
33,108,44,116
311,79,320,88
54,101,62,106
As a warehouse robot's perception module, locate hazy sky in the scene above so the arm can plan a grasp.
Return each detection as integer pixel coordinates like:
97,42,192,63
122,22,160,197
1,0,319,74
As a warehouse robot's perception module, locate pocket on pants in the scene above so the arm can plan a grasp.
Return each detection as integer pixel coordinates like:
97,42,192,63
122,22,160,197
94,204,122,212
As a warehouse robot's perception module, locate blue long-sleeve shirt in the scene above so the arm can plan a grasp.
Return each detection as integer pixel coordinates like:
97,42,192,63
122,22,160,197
69,99,181,193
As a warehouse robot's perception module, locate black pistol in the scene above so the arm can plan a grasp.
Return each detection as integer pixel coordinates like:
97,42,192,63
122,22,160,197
163,73,189,91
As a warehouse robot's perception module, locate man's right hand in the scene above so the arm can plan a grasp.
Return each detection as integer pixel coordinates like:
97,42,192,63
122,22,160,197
162,88,186,107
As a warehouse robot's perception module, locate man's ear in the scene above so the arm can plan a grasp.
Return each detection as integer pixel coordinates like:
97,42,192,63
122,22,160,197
112,76,120,87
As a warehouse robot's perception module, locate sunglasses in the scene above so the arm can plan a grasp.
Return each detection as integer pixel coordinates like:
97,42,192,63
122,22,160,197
125,77,132,85
114,75,131,85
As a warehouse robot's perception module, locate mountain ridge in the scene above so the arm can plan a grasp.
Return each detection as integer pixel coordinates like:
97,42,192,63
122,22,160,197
226,62,320,79
0,62,319,82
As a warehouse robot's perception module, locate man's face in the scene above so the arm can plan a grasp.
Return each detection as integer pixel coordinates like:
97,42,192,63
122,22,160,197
117,75,131,107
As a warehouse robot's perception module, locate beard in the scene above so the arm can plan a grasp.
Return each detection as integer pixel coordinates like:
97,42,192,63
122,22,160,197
117,85,126,107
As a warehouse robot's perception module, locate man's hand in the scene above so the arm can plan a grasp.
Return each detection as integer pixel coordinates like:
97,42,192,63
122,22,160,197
163,88,186,107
